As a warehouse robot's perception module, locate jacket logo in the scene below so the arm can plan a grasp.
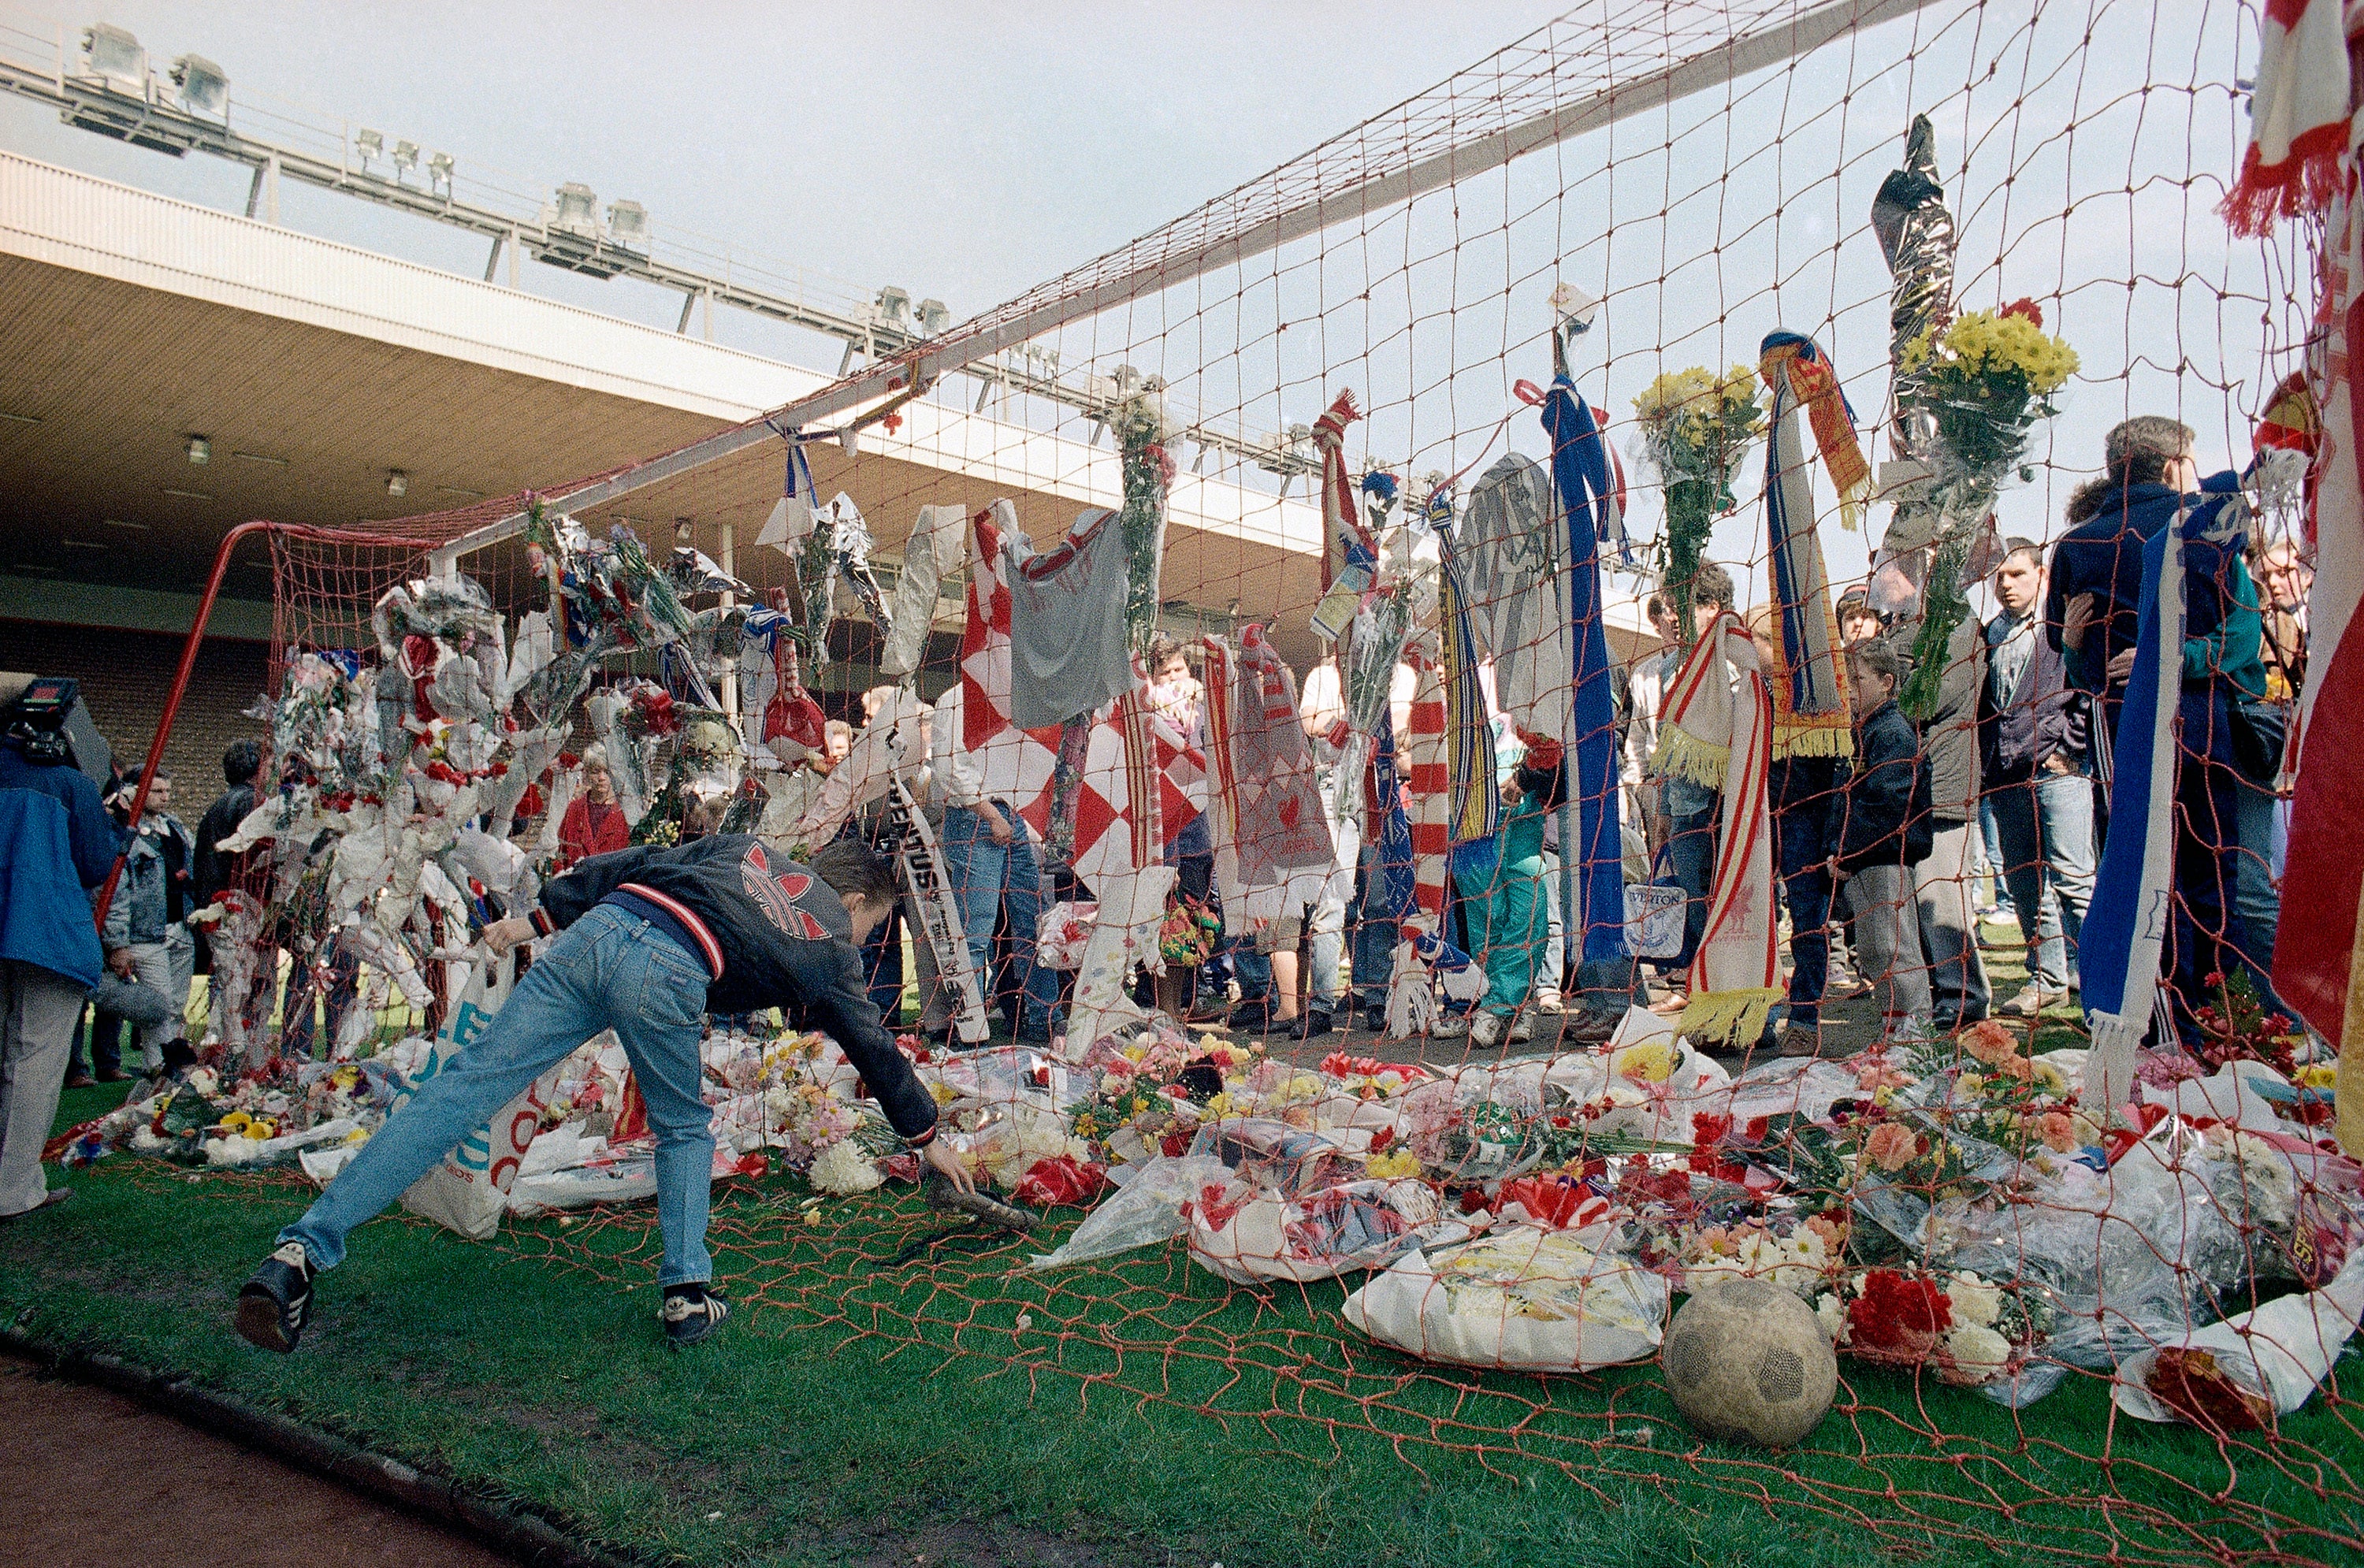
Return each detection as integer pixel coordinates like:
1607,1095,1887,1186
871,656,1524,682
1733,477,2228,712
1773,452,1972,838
740,844,830,939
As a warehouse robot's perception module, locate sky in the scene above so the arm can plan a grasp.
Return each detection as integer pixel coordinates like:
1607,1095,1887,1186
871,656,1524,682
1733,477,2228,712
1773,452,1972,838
0,1,1574,340
0,0,2303,617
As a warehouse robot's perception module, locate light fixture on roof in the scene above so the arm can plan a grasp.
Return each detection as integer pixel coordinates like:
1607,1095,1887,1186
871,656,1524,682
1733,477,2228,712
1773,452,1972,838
874,286,912,330
167,54,228,118
80,24,146,93
916,298,950,336
354,128,383,169
606,199,649,249
0,411,41,426
392,139,420,180
385,470,408,497
232,449,288,466
548,182,600,240
427,150,455,194
159,486,212,500
185,435,210,466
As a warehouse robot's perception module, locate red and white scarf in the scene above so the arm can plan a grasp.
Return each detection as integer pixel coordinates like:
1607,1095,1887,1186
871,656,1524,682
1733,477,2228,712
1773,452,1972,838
1671,612,1781,1042
2224,0,2357,236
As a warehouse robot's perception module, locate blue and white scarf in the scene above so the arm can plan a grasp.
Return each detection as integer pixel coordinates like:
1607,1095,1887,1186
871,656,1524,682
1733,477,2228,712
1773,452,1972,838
1541,374,1628,966
2080,502,2185,1117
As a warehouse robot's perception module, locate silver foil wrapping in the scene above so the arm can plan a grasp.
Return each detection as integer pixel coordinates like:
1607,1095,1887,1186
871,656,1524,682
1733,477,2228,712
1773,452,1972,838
1872,113,1957,463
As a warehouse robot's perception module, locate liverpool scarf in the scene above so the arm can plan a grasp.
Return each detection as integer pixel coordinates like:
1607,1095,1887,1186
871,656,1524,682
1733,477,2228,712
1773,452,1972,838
1758,331,1858,760
1653,610,1739,787
2277,147,2364,1154
1434,528,1501,849
1678,611,1781,1043
2080,505,2186,1120
2223,0,2354,236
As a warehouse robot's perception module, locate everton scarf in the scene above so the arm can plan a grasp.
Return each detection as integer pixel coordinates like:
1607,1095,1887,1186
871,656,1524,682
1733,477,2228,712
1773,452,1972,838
2080,503,2186,1119
1540,374,1627,966
1758,331,1857,760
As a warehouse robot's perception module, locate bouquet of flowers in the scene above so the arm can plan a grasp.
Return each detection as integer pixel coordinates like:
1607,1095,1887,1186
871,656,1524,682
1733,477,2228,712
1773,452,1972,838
1679,1211,1845,1298
1811,1265,2052,1388
1913,1021,2098,1167
1630,364,1766,640
1106,382,1178,651
1891,301,2078,716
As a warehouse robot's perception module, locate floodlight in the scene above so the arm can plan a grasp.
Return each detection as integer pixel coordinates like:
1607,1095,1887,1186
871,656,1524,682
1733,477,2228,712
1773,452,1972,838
916,298,950,335
385,470,408,497
185,435,209,466
427,150,454,192
606,199,649,248
80,24,144,92
549,182,599,240
168,54,227,117
874,286,911,329
392,139,420,178
354,128,382,168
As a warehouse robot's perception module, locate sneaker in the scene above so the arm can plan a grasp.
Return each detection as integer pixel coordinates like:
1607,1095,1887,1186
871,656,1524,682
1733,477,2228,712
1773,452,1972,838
1507,1011,1533,1043
61,1072,95,1090
1776,1020,1823,1057
1227,998,1276,1033
235,1242,316,1354
1998,983,2066,1018
1286,1009,1334,1042
1361,1007,1388,1035
1533,991,1566,1015
661,1284,731,1349
1559,1009,1619,1046
1429,1011,1472,1039
1469,1011,1507,1049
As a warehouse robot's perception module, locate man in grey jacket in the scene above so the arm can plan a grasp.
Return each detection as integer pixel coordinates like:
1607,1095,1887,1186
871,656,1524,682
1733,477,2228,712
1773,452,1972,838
98,765,195,1073
1910,613,1991,1031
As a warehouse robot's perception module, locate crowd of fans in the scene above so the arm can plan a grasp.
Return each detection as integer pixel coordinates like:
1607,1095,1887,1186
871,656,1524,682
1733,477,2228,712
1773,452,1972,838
0,412,2310,1222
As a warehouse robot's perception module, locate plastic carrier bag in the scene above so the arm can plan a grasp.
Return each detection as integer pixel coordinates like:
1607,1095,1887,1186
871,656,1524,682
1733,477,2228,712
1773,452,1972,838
398,952,559,1240
1344,1228,1669,1372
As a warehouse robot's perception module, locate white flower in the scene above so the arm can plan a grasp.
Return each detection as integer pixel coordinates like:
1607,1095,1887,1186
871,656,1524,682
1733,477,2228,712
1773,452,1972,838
1944,1322,2013,1378
808,1139,883,1195
1948,1273,2003,1328
1815,1293,1847,1343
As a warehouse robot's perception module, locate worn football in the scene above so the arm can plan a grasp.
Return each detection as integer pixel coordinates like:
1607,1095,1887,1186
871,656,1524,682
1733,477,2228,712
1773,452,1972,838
1661,1276,1838,1448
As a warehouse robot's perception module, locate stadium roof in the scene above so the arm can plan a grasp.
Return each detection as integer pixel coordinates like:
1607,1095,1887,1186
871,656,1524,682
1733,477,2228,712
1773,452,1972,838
0,150,1326,659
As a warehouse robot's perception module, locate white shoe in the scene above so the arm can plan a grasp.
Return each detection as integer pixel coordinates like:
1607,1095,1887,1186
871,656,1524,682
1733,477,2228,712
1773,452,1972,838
1429,1012,1471,1039
1508,1012,1533,1042
1469,1011,1507,1049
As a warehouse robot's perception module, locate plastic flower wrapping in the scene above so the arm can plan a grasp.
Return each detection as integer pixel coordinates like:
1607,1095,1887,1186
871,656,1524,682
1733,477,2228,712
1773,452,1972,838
1629,363,1766,638
1890,299,2079,717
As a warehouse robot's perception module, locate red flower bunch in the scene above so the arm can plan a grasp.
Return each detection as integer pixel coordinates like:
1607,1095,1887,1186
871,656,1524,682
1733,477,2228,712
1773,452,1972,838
630,689,682,736
1013,1155,1106,1209
1494,1175,1600,1230
2000,297,2044,328
1847,1269,1952,1358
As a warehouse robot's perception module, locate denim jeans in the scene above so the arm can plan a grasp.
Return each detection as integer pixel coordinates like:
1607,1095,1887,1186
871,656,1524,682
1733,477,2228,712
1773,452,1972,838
282,904,718,1287
2233,773,2280,979
1661,775,1719,972
1775,808,1836,1029
940,804,1057,1034
1347,846,1395,1012
1987,769,2095,992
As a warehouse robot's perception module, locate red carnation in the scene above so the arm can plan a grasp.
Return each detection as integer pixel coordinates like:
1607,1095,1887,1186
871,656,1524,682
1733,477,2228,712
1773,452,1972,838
2000,297,2044,328
1847,1269,1952,1358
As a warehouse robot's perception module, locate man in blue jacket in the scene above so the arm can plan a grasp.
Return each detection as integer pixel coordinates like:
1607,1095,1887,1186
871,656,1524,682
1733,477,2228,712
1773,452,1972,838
0,686,121,1220
2046,416,2269,1046
236,834,975,1353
